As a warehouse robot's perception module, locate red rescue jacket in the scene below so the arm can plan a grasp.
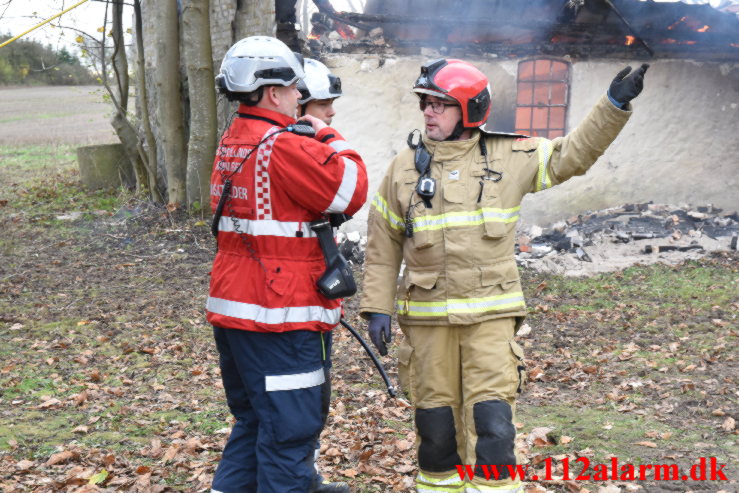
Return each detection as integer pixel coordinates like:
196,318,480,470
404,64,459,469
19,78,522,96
206,105,368,333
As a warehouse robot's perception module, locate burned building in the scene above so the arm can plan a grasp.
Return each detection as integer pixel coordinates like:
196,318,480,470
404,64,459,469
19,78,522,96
296,0,738,228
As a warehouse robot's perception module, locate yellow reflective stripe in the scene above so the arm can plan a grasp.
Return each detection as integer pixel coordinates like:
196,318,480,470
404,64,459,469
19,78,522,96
535,139,554,192
371,193,404,231
418,486,465,493
417,472,464,486
396,292,525,316
416,483,465,493
413,207,520,232
464,482,523,492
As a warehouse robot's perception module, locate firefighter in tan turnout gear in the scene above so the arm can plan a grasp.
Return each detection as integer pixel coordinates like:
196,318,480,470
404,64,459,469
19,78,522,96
360,59,648,492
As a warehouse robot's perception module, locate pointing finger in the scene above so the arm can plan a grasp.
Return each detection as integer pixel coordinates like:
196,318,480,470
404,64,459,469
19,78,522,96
615,66,632,81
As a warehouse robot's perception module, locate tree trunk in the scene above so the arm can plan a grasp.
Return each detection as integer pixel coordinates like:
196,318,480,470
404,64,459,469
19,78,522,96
111,1,129,110
182,0,217,212
152,0,188,207
133,0,162,202
108,0,150,194
234,0,276,39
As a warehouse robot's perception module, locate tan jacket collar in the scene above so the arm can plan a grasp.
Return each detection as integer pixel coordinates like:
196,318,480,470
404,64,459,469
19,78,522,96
422,130,481,161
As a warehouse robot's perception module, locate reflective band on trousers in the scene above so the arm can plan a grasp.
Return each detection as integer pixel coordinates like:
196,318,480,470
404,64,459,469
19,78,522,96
372,193,405,231
417,486,465,493
464,482,523,492
535,139,554,192
397,292,525,316
207,297,341,325
329,139,353,153
218,216,318,238
265,367,325,391
418,472,464,487
412,207,520,232
325,156,358,214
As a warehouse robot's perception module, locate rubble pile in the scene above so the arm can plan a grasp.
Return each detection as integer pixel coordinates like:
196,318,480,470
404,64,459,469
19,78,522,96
338,203,738,277
516,203,738,276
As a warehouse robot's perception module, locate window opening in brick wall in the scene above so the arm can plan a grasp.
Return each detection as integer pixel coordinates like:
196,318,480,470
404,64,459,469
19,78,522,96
515,58,570,139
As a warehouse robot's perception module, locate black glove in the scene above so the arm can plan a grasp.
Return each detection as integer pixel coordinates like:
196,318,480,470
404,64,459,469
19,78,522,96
608,63,649,107
367,313,392,356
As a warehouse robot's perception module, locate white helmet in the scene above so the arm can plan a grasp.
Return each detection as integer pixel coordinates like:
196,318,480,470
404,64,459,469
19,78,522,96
297,59,342,105
216,36,305,94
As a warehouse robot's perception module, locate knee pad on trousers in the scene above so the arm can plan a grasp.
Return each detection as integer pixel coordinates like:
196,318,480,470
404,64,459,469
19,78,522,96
416,406,462,472
473,400,516,477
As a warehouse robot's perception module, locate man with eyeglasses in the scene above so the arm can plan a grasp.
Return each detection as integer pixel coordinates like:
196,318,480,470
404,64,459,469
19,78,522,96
208,36,367,493
360,58,647,492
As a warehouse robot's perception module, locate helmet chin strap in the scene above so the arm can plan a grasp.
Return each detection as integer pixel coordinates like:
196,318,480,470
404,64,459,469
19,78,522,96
445,121,466,141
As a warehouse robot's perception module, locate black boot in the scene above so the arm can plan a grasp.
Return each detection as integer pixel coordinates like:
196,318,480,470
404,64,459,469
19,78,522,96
313,479,350,493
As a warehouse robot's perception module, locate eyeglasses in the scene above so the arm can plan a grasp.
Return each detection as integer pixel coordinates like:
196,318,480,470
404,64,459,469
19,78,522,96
419,99,458,114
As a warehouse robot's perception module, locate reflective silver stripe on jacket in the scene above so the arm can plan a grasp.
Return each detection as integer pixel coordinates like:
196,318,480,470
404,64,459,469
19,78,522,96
206,297,341,325
325,156,358,213
329,140,353,153
219,216,318,238
265,367,325,392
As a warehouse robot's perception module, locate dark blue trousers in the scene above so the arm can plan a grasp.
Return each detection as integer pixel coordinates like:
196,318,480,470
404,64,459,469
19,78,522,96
212,327,332,493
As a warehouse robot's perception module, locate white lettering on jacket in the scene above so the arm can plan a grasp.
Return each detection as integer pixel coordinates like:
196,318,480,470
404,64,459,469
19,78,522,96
211,184,248,200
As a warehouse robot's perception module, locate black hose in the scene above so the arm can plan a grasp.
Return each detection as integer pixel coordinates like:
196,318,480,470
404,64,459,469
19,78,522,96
340,318,397,398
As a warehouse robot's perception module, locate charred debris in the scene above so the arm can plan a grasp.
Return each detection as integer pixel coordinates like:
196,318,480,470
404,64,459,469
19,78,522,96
338,203,738,276
305,0,739,61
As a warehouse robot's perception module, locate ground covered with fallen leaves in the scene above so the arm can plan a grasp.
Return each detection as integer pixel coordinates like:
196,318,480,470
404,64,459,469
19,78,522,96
1,147,737,492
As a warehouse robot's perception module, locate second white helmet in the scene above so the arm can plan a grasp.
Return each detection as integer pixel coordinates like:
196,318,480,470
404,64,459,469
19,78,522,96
216,36,305,94
297,59,342,105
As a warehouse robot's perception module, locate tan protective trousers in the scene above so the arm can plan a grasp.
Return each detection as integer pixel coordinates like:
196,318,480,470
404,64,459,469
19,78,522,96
397,318,526,493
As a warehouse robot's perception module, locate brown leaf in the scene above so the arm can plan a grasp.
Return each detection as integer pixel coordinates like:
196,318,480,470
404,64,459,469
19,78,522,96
15,459,35,471
72,390,89,407
136,465,152,475
46,450,77,465
394,440,413,452
528,366,545,380
325,447,342,457
340,468,358,478
560,435,573,444
38,398,62,409
712,408,726,416
721,417,735,432
162,444,180,463
634,441,657,448
72,425,88,434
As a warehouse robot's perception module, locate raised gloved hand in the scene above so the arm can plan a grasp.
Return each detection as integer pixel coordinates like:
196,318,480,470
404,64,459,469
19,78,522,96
608,63,649,108
367,313,392,356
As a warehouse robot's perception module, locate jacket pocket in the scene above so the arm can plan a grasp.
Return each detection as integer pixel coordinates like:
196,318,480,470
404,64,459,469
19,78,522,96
477,181,510,240
400,270,440,315
479,259,519,291
509,340,527,394
265,367,324,443
405,269,440,290
396,340,415,402
409,202,434,250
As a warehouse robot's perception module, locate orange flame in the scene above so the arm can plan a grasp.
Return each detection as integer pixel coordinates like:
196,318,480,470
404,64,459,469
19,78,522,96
667,16,687,30
697,25,710,32
307,32,320,40
625,35,636,46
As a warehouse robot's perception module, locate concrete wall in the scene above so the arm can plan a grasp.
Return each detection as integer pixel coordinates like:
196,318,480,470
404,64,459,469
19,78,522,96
326,54,739,231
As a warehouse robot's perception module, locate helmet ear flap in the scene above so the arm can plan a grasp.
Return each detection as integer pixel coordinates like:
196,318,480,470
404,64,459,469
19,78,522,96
466,86,491,126
215,74,227,94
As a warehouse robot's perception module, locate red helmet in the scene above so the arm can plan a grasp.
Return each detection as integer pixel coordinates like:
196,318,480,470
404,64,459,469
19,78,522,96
412,58,491,128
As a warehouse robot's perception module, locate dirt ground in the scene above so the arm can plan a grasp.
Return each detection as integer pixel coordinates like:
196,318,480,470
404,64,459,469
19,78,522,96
0,86,736,492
